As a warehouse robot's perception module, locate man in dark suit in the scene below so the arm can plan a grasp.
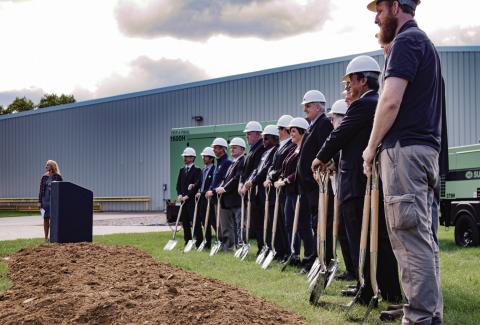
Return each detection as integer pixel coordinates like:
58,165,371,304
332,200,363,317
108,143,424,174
312,55,401,304
240,121,267,245
206,138,232,243
176,147,202,245
215,137,246,250
195,147,216,248
296,90,334,271
244,125,279,253
264,115,295,260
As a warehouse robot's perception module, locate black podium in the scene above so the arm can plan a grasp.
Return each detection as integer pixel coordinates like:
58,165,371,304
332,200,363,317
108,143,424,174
50,181,93,243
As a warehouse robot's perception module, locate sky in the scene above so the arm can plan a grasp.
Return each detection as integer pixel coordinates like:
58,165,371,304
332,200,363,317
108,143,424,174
0,0,478,107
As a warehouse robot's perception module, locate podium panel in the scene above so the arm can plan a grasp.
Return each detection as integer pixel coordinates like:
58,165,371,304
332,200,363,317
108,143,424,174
50,181,93,243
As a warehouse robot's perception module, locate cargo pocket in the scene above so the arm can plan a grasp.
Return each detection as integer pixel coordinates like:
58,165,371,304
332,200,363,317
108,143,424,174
384,194,418,230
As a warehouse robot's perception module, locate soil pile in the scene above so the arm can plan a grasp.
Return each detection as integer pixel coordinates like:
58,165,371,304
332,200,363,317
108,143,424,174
0,243,305,324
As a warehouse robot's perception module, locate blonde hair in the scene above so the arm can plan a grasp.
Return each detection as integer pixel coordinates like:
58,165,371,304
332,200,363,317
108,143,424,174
45,160,61,176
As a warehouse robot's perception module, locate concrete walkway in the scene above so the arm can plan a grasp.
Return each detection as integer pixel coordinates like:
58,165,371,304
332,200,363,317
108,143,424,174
0,212,172,241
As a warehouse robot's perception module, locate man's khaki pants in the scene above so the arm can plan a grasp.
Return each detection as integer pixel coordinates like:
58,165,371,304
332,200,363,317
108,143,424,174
380,142,443,325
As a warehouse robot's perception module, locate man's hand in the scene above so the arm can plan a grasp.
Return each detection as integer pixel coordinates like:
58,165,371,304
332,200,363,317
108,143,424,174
362,146,376,176
195,192,201,199
188,184,195,191
205,190,214,198
311,158,331,173
181,195,189,202
177,195,182,202
263,179,272,188
244,181,253,191
274,180,286,188
216,187,226,194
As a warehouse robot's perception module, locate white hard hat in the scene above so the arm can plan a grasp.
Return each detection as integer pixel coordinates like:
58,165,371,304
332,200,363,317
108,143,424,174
277,115,294,128
328,99,348,116
343,55,381,81
229,137,246,148
243,121,263,133
201,147,215,157
262,124,279,137
211,137,228,148
301,90,326,105
288,117,310,130
181,147,196,157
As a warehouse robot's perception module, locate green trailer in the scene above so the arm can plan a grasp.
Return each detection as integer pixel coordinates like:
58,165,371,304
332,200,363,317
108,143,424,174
169,121,274,202
440,144,480,246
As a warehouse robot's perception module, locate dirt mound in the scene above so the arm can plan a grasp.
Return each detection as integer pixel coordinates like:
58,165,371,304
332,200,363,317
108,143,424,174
0,243,305,324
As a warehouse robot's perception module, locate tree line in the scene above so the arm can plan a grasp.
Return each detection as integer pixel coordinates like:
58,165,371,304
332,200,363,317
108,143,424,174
0,93,76,115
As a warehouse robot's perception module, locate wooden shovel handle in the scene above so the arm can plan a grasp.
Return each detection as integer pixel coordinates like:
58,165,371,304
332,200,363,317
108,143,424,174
291,195,301,250
263,187,270,244
246,189,252,241
271,187,281,248
332,196,340,256
359,175,371,251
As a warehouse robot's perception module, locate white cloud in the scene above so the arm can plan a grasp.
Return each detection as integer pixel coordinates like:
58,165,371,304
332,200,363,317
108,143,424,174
0,87,44,107
430,25,480,46
115,0,332,41
73,56,209,101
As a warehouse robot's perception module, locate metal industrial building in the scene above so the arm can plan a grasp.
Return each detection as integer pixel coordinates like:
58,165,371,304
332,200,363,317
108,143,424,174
1,46,479,211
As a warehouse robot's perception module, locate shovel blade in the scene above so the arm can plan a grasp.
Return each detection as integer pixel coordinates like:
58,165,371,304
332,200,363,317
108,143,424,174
309,271,326,305
184,240,196,253
281,253,293,272
307,259,320,279
325,260,339,289
256,246,269,264
261,250,276,269
234,244,244,258
209,242,222,256
163,240,177,251
362,296,379,322
197,240,206,252
240,244,250,261
344,284,364,311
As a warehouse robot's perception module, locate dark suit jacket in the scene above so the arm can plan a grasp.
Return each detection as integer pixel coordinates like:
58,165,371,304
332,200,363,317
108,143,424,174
249,145,278,203
316,90,378,203
219,155,245,208
240,139,266,185
199,164,215,196
296,114,333,193
267,139,295,183
176,165,202,204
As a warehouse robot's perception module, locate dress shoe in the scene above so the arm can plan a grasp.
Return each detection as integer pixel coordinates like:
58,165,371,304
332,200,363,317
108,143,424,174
379,309,403,322
336,271,356,281
387,304,403,311
341,288,358,297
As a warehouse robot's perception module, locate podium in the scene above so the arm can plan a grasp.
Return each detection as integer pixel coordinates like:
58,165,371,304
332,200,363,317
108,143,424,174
50,181,93,243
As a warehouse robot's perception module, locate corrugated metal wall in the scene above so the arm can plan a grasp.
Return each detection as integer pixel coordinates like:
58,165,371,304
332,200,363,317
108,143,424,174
1,47,478,210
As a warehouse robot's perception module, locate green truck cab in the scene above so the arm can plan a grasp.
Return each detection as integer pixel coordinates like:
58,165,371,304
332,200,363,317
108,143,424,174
440,144,480,246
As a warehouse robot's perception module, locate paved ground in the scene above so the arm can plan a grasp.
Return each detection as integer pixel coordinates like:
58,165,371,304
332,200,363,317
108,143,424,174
0,212,172,241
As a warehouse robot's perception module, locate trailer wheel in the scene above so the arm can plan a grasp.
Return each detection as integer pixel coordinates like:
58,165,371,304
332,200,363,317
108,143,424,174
455,214,480,247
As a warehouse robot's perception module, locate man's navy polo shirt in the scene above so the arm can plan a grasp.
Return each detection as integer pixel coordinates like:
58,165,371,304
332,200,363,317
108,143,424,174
382,20,443,152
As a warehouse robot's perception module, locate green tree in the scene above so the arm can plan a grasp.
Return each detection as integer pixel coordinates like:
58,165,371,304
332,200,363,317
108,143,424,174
7,97,34,113
38,93,75,108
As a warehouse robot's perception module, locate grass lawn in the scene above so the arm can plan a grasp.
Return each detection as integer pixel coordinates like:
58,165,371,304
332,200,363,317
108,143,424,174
0,211,39,218
1,228,479,324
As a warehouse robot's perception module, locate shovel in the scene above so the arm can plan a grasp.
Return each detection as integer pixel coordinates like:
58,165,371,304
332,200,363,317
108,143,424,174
309,172,330,305
234,193,246,258
197,196,212,252
210,193,223,256
240,189,252,261
262,187,282,269
363,158,381,322
325,194,340,288
281,194,301,272
184,196,200,253
164,201,185,251
256,186,271,264
307,171,322,282
345,173,372,312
